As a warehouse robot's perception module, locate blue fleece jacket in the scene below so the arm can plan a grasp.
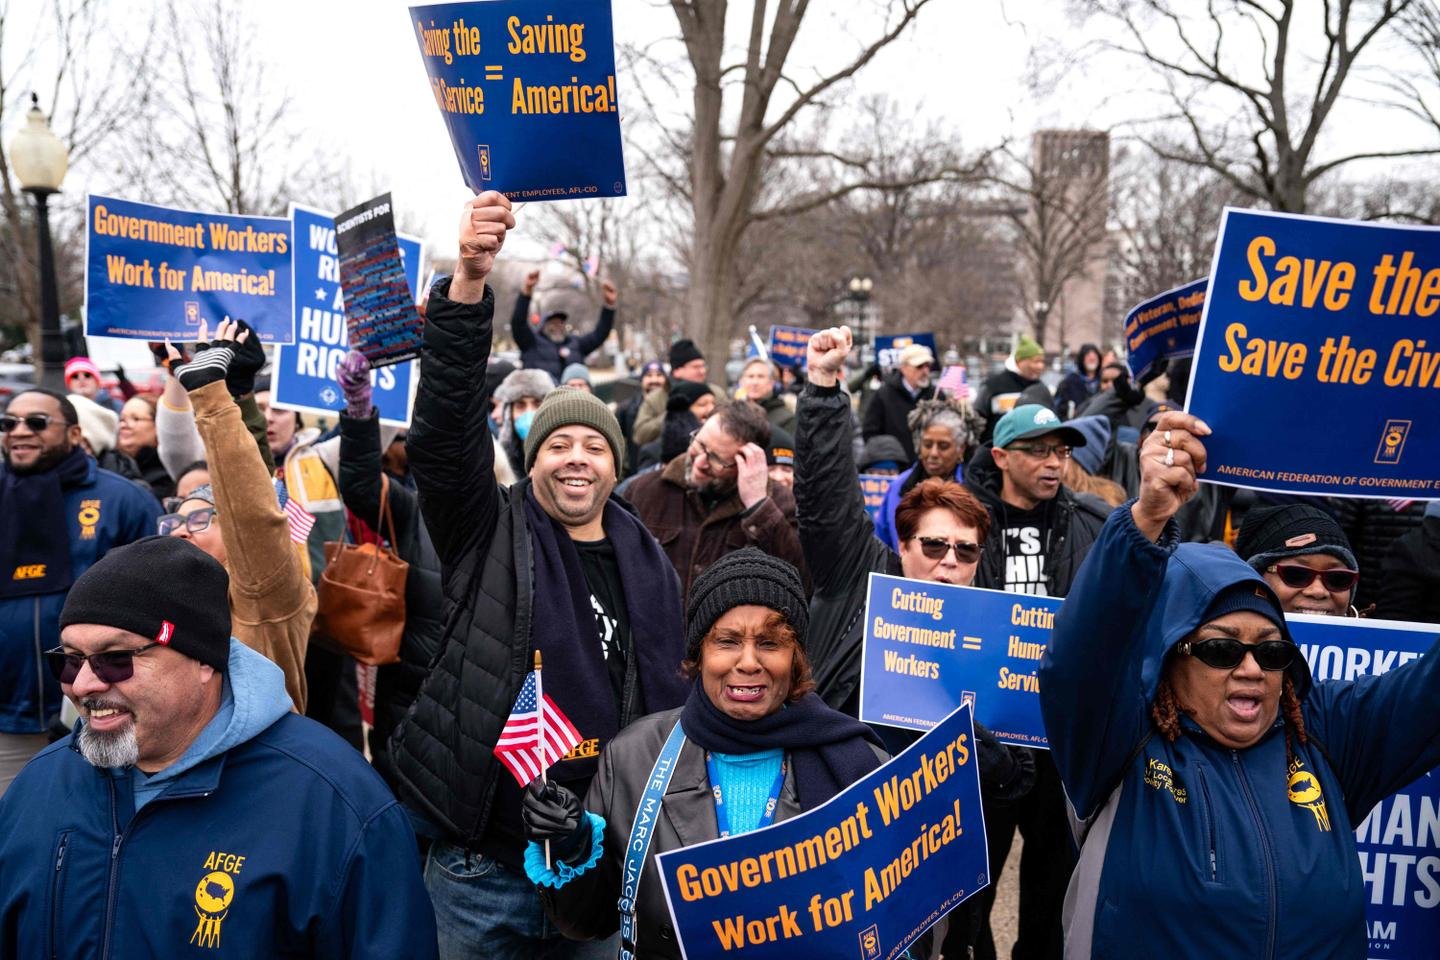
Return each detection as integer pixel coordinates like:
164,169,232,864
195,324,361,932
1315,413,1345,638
1040,504,1440,959
0,640,436,959
873,462,964,551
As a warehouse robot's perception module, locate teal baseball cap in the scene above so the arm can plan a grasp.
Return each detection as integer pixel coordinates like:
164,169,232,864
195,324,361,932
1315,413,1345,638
993,404,1088,449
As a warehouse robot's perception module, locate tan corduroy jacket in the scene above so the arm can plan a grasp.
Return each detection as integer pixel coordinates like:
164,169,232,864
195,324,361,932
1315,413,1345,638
191,381,314,710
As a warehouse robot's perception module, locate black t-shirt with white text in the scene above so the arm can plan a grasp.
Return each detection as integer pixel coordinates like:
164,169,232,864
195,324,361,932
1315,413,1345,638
1000,503,1051,596
575,537,631,706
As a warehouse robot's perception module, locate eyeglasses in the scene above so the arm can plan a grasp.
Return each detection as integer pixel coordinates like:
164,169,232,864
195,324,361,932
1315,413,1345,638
1,413,65,433
158,507,217,536
43,641,163,684
1008,442,1072,461
1180,637,1296,672
911,536,982,564
688,430,736,471
1266,563,1359,592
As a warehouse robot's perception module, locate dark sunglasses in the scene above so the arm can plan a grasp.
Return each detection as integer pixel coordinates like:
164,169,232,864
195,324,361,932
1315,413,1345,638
158,508,217,536
1267,563,1358,592
1180,637,1295,672
1,413,66,433
911,536,981,563
44,641,163,684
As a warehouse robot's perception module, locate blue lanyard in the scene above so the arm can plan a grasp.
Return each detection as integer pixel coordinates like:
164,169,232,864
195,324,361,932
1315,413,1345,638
704,752,787,838
619,720,686,960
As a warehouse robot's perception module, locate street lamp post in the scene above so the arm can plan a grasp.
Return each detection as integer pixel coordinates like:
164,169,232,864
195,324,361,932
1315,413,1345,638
848,275,874,343
9,94,71,390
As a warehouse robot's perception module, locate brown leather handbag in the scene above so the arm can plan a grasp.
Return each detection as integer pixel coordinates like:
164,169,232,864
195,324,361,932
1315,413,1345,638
314,474,408,665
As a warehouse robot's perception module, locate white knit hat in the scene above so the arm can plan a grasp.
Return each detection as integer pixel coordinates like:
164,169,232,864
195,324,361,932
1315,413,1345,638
69,393,118,455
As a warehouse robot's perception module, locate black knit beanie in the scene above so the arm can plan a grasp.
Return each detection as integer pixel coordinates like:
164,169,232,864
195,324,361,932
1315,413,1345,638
1235,503,1358,573
669,339,704,370
59,536,232,673
666,380,713,412
685,548,809,659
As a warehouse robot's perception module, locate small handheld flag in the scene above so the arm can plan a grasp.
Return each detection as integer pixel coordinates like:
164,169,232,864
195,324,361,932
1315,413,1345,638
274,478,316,544
493,654,582,788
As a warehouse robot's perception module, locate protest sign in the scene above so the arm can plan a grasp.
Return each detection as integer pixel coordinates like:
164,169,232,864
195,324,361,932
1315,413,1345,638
875,333,937,371
270,204,424,427
1289,613,1440,960
334,194,424,368
85,195,294,343
766,325,816,368
1186,209,1440,499
859,476,892,523
860,573,1054,749
658,703,988,960
409,0,626,201
1123,278,1205,381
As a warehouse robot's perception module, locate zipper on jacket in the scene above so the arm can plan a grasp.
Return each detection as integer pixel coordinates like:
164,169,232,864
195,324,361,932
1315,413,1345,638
1232,750,1277,959
101,778,123,960
50,830,70,960
1193,768,1218,882
34,597,45,730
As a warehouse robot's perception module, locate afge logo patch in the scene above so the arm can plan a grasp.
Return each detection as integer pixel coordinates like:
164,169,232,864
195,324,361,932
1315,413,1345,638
858,923,881,960
1374,419,1411,465
1287,759,1331,832
189,850,246,948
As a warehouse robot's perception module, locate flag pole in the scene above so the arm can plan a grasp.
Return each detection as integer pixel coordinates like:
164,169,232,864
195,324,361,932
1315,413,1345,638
535,650,551,870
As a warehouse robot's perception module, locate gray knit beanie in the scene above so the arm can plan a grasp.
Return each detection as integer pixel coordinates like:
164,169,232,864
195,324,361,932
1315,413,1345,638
523,387,626,472
685,548,809,660
495,368,555,405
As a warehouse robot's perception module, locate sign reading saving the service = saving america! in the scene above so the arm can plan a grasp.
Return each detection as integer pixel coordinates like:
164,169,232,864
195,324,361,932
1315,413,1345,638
860,573,1055,749
658,703,989,960
409,0,626,201
85,195,294,343
1186,209,1440,499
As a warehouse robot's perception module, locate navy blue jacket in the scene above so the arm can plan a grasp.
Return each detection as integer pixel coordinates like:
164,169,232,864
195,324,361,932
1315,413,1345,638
510,291,616,383
0,645,436,959
1040,505,1440,959
0,458,160,733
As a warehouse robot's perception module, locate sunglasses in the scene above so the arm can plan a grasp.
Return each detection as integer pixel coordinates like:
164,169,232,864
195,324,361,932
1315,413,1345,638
1,413,66,433
1009,442,1072,461
1266,563,1358,592
158,507,217,536
1180,637,1295,672
44,641,163,684
911,536,981,563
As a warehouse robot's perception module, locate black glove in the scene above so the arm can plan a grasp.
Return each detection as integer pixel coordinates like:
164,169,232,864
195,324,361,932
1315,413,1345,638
224,319,266,398
522,780,592,864
173,340,235,393
113,363,129,385
1112,369,1145,410
975,721,1035,802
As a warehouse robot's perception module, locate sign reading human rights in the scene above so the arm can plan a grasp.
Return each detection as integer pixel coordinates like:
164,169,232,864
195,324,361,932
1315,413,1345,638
874,333,938,371
85,195,294,343
409,0,626,200
766,325,816,368
270,204,423,428
859,573,1055,749
658,703,988,960
1124,278,1205,381
1187,209,1440,499
1289,613,1440,960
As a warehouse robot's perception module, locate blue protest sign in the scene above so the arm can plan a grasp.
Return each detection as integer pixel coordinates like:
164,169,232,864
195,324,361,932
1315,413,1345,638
1289,613,1440,960
767,325,815,368
270,204,423,427
409,0,626,201
859,476,891,522
1124,278,1205,381
85,195,294,343
1186,209,1440,499
658,703,988,960
860,573,1054,749
875,333,937,371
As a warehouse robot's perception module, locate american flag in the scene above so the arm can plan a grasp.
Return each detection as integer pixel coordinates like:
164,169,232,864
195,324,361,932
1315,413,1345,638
273,478,316,544
494,671,582,786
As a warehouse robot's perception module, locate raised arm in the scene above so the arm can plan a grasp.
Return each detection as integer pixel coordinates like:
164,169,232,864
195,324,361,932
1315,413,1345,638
409,194,515,573
510,268,539,350
575,279,617,357
1040,411,1210,819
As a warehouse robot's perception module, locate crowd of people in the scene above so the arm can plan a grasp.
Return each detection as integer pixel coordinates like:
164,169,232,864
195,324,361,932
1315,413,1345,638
1,192,1438,959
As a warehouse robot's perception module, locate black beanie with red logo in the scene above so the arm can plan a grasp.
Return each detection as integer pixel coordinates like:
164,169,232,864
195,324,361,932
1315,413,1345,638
59,536,232,672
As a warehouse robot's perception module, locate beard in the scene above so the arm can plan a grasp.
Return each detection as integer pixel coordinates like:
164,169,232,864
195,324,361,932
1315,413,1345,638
77,718,139,769
5,441,71,476
686,455,736,499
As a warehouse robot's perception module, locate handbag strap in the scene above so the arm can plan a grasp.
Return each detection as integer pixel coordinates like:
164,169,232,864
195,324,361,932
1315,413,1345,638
379,474,400,557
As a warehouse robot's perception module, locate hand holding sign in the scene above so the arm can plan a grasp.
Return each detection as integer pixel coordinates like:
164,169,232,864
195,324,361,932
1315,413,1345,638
454,192,515,303
806,325,853,388
1134,411,1211,541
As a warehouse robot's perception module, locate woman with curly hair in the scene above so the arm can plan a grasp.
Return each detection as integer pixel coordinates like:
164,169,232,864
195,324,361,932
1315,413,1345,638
872,395,985,551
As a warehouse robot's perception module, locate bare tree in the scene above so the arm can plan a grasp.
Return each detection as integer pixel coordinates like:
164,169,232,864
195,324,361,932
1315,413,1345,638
1085,0,1437,213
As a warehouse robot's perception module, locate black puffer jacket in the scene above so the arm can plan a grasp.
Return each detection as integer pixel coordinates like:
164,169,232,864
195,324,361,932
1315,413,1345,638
337,412,443,793
860,370,932,462
1336,497,1427,611
964,445,1109,597
1378,512,1440,624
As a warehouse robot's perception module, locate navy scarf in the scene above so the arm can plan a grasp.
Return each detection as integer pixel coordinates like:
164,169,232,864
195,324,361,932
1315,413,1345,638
680,680,884,811
523,487,688,782
0,447,92,599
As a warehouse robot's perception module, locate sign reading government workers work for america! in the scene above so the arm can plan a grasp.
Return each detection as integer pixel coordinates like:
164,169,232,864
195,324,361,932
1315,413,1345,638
1186,209,1440,500
85,195,294,343
658,703,989,960
410,0,626,200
